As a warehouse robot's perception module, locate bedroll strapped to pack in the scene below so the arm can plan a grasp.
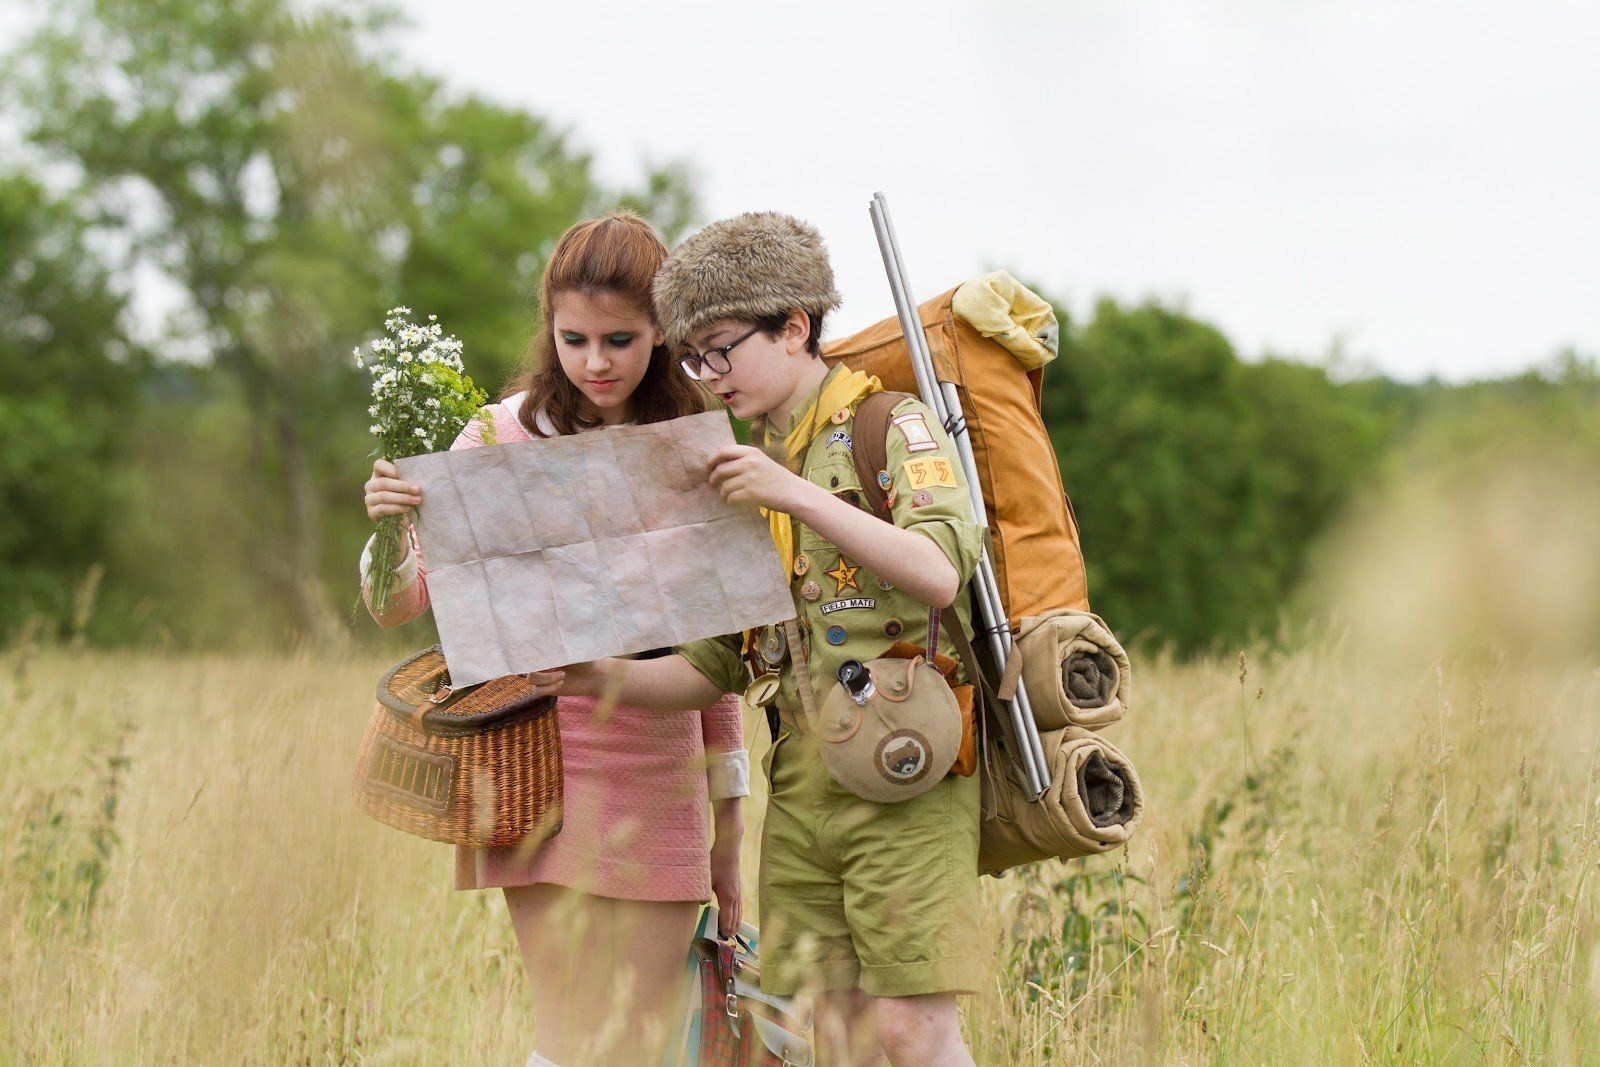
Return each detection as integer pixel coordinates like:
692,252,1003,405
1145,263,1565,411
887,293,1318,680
829,272,1144,875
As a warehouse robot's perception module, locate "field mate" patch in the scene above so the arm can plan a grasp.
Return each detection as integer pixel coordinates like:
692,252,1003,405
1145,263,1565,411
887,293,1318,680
820,598,877,615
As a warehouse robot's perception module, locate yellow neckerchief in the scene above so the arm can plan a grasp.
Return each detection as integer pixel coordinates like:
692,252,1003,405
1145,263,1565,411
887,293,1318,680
760,366,883,574
742,366,882,663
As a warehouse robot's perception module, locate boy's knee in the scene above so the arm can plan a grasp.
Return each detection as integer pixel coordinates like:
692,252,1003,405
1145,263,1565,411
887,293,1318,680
875,995,958,1060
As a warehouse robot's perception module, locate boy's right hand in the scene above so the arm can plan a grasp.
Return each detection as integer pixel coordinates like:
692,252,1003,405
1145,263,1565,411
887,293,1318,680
364,458,423,522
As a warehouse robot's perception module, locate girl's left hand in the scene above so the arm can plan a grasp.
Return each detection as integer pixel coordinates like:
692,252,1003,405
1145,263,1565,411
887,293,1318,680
707,445,807,512
710,803,743,937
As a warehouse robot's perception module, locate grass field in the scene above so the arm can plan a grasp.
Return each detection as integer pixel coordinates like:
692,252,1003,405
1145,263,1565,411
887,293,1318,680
3,632,1595,1064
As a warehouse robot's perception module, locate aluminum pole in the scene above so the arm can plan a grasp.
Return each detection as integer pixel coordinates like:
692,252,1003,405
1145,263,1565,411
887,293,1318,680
868,193,1050,799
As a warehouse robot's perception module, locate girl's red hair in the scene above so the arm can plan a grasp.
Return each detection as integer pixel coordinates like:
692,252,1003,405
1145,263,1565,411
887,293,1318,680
507,211,706,436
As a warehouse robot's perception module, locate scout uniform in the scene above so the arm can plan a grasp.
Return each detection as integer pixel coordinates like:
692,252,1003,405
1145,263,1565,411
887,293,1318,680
678,364,988,998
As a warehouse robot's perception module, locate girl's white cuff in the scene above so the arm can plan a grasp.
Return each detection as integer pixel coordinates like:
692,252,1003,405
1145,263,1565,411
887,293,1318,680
359,531,420,589
706,748,750,800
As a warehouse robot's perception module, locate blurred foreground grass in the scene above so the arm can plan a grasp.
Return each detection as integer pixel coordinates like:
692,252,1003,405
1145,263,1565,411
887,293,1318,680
3,637,1595,1064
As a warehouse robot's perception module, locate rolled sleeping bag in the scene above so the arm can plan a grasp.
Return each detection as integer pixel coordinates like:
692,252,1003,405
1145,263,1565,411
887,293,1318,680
978,725,1144,877
1016,609,1131,731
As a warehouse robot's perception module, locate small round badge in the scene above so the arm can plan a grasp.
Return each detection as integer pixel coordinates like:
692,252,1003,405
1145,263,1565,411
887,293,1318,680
876,470,892,491
830,408,850,425
911,489,934,508
883,618,904,639
793,553,810,577
825,625,847,645
801,580,821,601
885,488,897,508
877,576,893,591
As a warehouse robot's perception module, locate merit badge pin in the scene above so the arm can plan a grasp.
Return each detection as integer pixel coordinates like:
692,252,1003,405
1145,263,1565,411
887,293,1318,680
824,557,861,596
877,576,893,591
830,407,850,425
885,486,898,508
825,625,848,645
876,469,892,491
800,580,821,601
883,617,904,639
911,489,935,508
793,552,810,577
820,597,876,616
891,412,939,453
744,672,782,708
826,430,853,452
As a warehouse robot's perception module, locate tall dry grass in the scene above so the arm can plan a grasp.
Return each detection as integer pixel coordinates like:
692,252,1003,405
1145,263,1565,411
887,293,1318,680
4,445,1597,1064
4,639,1593,1064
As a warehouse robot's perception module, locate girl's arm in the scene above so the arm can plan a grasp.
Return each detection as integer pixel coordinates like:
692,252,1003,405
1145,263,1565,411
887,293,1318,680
359,521,431,627
700,693,750,802
359,410,496,628
701,692,747,936
541,654,726,711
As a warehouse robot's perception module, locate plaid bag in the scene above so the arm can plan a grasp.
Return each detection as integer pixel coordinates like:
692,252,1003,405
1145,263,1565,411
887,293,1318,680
675,906,812,1067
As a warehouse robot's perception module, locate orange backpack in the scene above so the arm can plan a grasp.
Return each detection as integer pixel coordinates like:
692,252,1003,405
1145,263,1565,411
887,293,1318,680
821,277,1088,625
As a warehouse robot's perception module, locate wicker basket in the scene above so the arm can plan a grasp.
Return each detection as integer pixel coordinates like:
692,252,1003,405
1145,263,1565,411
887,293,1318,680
353,646,562,848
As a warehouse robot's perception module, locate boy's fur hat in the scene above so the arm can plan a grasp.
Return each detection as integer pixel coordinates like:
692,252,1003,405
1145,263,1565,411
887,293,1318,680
653,211,842,348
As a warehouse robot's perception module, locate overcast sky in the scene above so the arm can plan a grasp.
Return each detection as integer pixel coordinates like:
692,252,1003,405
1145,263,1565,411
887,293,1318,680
395,0,1599,381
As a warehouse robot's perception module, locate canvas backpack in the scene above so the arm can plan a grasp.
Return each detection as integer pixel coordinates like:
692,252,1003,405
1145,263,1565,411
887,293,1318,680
823,273,1144,874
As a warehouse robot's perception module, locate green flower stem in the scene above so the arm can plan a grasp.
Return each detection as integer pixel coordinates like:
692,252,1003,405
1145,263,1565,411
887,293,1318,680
364,514,405,614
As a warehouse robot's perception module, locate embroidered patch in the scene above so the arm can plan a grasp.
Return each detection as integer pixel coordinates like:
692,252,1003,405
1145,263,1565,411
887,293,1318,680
826,430,853,452
891,412,939,453
875,729,933,785
820,597,876,615
902,456,957,489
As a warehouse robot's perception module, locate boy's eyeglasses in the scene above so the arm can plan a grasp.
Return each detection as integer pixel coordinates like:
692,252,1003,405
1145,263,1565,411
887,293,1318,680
677,326,761,381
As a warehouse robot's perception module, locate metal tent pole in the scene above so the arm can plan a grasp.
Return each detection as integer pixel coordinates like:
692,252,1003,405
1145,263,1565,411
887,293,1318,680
867,192,1050,800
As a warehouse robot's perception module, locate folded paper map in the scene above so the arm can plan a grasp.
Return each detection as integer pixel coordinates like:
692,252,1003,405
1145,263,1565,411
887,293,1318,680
396,411,794,686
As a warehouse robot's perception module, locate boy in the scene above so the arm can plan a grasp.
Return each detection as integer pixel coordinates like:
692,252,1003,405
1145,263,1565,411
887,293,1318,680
536,213,985,1066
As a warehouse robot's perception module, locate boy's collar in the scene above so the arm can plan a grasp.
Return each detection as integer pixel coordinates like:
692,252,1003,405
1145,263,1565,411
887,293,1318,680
770,361,843,436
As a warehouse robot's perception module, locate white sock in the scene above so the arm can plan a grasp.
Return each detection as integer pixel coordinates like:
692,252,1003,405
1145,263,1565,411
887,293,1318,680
525,1053,560,1067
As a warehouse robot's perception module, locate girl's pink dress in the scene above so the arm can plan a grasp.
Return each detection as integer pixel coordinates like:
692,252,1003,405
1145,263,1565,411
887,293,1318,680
362,396,746,900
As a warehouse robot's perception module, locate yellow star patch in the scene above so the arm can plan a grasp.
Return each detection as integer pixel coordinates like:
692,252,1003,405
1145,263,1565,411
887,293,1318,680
824,557,861,596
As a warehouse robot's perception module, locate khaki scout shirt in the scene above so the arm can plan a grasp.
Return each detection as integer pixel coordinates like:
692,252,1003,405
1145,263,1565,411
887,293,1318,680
679,365,985,712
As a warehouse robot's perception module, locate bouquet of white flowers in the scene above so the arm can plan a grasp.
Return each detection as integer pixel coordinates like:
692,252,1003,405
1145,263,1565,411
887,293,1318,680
356,307,490,613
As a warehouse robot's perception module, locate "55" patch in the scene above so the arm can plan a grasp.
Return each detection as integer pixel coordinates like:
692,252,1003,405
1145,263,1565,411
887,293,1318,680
901,456,958,489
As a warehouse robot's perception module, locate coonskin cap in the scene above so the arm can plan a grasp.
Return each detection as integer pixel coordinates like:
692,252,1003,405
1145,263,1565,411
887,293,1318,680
653,211,842,348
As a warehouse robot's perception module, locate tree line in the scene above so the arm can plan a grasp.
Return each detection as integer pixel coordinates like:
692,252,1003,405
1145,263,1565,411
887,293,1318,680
2,0,1594,655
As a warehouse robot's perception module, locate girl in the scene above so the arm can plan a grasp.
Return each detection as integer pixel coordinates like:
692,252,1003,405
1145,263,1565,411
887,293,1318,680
360,212,747,1067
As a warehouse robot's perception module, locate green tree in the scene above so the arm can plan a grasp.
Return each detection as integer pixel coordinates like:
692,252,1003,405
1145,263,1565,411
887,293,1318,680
1042,298,1404,653
0,173,139,637
7,0,695,644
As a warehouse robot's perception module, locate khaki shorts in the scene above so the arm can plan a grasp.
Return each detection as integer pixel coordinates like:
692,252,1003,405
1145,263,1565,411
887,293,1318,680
756,728,985,998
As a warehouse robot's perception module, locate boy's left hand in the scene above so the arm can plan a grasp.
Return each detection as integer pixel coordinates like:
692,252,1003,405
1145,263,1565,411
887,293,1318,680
707,445,808,511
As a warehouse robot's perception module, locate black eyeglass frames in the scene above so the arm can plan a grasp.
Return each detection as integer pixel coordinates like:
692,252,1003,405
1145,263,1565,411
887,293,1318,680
677,325,762,381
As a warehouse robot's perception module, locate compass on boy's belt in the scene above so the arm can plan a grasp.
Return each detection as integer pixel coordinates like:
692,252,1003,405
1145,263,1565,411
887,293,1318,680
757,624,787,667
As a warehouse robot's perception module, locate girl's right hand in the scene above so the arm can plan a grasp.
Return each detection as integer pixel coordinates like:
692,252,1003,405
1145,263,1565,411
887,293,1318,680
364,458,423,521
